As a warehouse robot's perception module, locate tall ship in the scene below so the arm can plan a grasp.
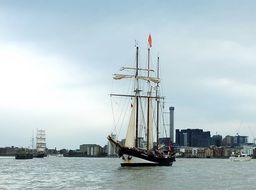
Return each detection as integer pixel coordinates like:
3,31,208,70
108,35,175,166
35,129,47,158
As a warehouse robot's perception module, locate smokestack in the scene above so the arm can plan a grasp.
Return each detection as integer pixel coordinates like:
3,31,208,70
169,107,175,142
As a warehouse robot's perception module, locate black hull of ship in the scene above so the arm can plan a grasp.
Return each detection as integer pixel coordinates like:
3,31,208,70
121,162,159,167
108,136,175,167
34,153,45,158
119,147,174,167
15,153,33,160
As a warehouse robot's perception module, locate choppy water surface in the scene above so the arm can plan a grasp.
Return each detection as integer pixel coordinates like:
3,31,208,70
0,156,255,189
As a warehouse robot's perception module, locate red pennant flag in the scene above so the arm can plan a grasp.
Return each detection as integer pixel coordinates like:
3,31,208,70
148,34,152,48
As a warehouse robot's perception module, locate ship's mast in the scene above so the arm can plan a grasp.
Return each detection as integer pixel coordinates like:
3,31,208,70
156,56,160,148
146,46,151,150
111,37,164,149
135,46,139,148
31,130,34,149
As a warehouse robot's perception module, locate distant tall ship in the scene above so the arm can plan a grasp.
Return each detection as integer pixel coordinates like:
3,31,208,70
34,129,47,158
108,35,175,167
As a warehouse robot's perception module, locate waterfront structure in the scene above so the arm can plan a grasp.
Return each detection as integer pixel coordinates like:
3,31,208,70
242,145,255,155
178,147,206,158
0,146,19,156
176,146,244,158
176,128,211,147
222,134,248,147
80,144,104,156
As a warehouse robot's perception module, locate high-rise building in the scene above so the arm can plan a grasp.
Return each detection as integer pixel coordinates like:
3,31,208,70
211,135,222,147
222,135,234,146
80,144,104,156
107,133,117,156
176,128,211,147
234,135,248,146
222,134,248,147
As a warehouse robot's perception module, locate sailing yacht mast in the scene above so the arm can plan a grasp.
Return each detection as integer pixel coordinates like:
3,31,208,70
146,34,153,151
147,46,151,150
156,56,160,147
135,46,139,148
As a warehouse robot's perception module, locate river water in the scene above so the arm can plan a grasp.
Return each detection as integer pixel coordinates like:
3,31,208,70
0,156,255,190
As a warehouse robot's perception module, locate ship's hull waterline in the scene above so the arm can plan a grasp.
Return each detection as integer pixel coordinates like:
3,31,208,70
121,154,173,167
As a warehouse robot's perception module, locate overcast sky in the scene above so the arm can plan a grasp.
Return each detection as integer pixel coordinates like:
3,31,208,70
1,0,256,149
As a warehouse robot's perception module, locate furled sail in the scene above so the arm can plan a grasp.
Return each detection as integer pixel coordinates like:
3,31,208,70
113,74,160,83
113,74,133,80
125,97,136,148
138,76,160,83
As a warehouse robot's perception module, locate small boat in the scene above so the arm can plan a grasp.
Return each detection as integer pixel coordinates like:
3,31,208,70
229,152,251,162
108,35,175,167
15,148,33,160
57,154,63,157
